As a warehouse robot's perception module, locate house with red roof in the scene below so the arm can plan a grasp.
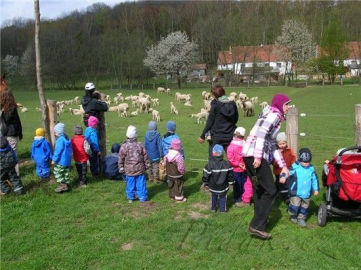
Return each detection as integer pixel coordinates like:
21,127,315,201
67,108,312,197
217,44,292,76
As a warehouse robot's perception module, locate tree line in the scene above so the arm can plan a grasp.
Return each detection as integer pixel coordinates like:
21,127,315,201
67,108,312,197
1,0,361,89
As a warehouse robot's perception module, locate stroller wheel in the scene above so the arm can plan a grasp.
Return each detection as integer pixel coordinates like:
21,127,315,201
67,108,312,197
318,202,327,227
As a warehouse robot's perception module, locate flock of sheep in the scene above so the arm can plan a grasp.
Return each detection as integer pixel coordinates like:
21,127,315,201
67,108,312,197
17,88,269,125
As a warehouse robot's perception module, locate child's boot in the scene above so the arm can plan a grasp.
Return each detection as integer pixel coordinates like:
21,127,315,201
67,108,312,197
297,219,307,227
55,183,69,193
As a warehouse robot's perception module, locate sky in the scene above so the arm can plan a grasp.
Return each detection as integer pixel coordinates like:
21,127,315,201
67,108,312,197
0,0,129,26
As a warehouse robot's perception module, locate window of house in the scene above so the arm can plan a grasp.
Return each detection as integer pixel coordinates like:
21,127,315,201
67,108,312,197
276,62,282,67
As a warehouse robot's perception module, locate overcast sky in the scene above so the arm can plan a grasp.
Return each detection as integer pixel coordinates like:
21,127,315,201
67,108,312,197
1,0,129,26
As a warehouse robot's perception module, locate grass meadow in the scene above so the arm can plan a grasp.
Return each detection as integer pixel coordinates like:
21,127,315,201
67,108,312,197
1,83,361,269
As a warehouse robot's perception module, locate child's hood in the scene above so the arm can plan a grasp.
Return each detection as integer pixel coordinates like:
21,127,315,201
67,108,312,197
145,130,159,142
166,149,181,162
33,136,45,147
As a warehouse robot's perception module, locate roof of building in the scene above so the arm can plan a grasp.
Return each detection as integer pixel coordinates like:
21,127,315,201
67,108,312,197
316,41,361,59
191,63,207,70
217,44,290,65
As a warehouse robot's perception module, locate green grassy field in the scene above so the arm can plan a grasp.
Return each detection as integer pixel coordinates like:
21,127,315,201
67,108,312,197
1,84,361,269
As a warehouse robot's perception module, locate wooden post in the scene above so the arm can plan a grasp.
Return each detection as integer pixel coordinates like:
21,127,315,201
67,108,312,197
98,111,106,175
286,107,298,153
355,104,361,146
46,100,57,149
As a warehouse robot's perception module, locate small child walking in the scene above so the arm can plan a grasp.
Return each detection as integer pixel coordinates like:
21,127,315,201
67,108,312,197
118,125,150,203
163,139,186,202
227,127,252,207
144,121,163,183
288,148,319,227
202,144,234,212
71,125,88,186
52,123,72,193
31,128,52,181
0,136,24,195
273,132,296,200
84,116,100,176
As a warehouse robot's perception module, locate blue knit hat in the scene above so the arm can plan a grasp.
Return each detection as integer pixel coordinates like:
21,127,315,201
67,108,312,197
111,143,121,154
212,144,224,157
148,121,157,131
54,123,65,135
167,121,176,132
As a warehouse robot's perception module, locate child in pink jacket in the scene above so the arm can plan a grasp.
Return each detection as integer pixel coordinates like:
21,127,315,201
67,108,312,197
227,127,252,207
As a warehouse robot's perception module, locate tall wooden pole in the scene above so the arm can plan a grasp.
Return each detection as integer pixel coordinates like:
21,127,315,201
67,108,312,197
286,107,298,153
46,100,57,148
355,104,361,146
34,0,51,142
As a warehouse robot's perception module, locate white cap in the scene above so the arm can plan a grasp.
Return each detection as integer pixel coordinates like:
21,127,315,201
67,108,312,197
276,132,287,142
85,82,95,91
234,127,246,137
126,125,137,139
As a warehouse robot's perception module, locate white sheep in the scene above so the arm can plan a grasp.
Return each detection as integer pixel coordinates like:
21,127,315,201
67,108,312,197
152,109,161,122
130,109,139,116
191,111,208,124
250,96,258,104
260,101,268,109
20,107,28,113
241,101,254,117
151,98,159,106
138,97,151,113
170,102,178,115
157,87,165,93
117,103,129,118
73,96,79,104
165,88,171,95
69,108,84,115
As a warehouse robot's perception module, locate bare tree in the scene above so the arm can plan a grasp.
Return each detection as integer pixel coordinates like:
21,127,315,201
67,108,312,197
34,0,52,146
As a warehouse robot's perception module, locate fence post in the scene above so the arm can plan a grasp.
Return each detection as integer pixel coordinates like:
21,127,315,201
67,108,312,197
46,100,57,149
355,104,361,146
286,107,298,153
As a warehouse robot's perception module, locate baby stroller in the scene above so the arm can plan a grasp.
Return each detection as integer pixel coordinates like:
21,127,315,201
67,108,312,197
318,146,361,227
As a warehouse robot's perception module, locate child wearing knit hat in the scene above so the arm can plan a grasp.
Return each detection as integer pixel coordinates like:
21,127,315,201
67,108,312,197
202,144,234,212
118,125,150,203
272,132,296,201
144,121,163,183
162,121,184,157
163,138,186,202
31,128,53,181
84,116,101,177
288,148,319,227
52,123,72,193
71,125,89,186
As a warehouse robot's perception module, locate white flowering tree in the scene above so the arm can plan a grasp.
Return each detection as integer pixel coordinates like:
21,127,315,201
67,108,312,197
1,55,19,79
276,20,315,82
144,31,198,88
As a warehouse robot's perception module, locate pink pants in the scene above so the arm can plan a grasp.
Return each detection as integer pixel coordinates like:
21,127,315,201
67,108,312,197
242,176,253,203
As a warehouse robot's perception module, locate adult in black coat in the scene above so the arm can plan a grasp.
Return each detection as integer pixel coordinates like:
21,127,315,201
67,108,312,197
198,86,238,156
81,82,108,126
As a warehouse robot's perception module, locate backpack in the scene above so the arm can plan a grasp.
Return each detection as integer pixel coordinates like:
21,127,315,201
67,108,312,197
84,139,92,155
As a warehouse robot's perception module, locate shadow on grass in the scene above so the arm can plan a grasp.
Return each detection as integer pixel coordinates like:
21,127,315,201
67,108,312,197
147,181,168,200
267,197,283,231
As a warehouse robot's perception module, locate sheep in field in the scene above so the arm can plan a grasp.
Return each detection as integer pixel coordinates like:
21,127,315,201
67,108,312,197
152,109,161,122
170,102,178,115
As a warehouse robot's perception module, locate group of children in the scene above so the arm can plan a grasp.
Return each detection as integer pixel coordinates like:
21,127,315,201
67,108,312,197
1,115,319,226
201,127,319,227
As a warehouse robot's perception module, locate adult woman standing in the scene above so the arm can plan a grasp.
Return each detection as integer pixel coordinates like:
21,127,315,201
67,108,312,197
0,90,23,175
198,86,238,156
242,93,291,240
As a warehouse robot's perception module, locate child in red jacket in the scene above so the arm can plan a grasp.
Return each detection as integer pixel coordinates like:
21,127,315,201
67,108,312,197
71,125,89,186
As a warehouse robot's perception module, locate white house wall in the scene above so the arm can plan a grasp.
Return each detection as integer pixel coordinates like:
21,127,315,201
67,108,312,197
217,61,291,75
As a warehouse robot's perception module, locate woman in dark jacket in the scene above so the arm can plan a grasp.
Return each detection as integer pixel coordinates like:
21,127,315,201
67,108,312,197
0,90,23,175
198,86,238,156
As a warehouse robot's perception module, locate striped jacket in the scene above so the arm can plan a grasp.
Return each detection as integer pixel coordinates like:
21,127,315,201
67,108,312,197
242,106,286,168
202,156,234,193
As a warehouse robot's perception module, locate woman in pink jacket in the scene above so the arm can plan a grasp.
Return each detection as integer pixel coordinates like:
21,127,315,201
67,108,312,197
227,127,252,207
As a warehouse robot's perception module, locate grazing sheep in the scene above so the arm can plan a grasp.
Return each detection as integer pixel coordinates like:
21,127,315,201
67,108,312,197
203,100,211,112
157,87,166,93
117,103,129,118
35,107,42,112
239,92,248,101
130,109,139,116
259,101,268,109
170,102,178,115
16,103,24,108
229,92,238,99
113,95,124,104
191,111,208,124
138,97,151,113
184,100,192,106
69,108,84,115
152,109,161,122
241,101,254,117
151,98,159,106
166,88,171,95
20,107,28,113
73,96,79,104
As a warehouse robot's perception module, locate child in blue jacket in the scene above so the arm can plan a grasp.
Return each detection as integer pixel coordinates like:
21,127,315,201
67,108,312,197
85,116,100,176
144,121,163,183
103,143,125,180
162,121,184,157
31,128,52,181
52,123,72,193
287,148,319,227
